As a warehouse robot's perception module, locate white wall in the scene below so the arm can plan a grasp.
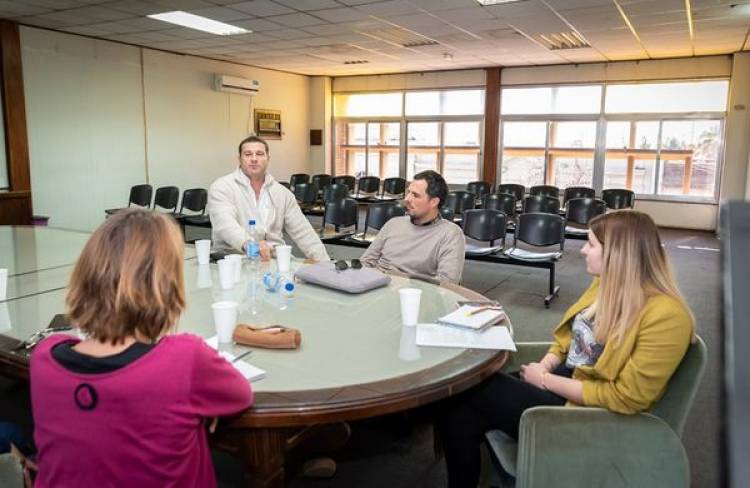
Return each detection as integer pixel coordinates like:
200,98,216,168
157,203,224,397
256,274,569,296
308,76,331,175
22,29,146,231
333,69,485,92
21,27,312,232
722,52,750,203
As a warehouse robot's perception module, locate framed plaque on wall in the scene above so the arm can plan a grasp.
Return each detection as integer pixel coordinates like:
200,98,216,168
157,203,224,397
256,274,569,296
254,109,282,139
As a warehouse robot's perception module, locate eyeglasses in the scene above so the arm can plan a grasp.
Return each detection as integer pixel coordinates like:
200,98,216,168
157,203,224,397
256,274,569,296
334,259,362,272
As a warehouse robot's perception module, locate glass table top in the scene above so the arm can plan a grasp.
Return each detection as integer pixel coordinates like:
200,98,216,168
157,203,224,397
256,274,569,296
1,226,196,301
2,258,479,395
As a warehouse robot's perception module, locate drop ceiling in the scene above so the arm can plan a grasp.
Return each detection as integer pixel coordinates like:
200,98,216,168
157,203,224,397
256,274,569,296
1,0,749,76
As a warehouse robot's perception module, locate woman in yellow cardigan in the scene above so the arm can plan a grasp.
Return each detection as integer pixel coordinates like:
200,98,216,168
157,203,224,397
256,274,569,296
437,210,694,488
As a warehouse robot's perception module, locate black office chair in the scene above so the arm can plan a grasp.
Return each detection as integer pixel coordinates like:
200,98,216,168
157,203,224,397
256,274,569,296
440,206,455,222
522,195,560,215
105,184,153,216
462,209,507,255
349,202,406,244
602,189,635,209
467,181,492,204
293,182,319,211
503,213,566,307
356,176,381,199
290,173,310,190
529,185,560,199
279,181,291,190
306,183,350,216
153,186,179,213
380,177,406,199
483,193,516,219
563,186,596,207
311,174,332,193
496,183,525,202
173,188,210,240
565,198,607,239
444,191,476,222
332,175,356,194
320,197,358,241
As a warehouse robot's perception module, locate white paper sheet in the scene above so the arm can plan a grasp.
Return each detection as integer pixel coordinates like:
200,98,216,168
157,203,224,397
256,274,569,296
416,324,516,351
205,335,266,382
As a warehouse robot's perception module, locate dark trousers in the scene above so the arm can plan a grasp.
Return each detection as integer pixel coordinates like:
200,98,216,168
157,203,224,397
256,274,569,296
436,365,571,488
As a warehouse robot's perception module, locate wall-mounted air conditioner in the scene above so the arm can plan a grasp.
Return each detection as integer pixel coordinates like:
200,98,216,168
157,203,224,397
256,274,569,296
214,74,260,95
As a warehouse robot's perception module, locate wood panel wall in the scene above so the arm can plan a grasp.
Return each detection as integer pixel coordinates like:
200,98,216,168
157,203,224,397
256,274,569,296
482,67,501,185
0,20,31,225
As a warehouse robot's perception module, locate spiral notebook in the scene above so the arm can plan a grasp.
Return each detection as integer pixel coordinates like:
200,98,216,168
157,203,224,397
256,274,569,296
437,305,505,330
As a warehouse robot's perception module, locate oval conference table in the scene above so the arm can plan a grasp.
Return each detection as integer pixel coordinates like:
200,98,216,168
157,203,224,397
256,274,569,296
0,226,509,488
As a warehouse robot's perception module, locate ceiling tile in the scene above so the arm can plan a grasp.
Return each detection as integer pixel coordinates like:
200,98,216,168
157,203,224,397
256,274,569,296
265,12,328,27
273,0,341,10
232,17,286,31
106,0,167,16
0,1,50,16
230,0,296,17
312,7,373,22
187,6,254,21
264,28,316,40
151,0,215,10
355,1,422,17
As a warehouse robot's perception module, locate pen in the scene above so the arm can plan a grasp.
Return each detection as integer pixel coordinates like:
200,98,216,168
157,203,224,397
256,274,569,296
258,327,284,334
466,306,503,316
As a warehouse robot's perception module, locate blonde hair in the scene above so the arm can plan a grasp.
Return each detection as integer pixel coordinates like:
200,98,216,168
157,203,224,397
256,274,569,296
66,209,186,344
588,210,693,346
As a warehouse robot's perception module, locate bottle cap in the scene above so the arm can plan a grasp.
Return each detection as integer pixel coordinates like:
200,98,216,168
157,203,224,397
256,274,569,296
284,282,294,292
249,219,256,225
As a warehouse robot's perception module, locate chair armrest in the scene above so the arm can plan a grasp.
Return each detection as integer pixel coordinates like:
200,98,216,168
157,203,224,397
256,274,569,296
501,342,552,373
515,406,690,488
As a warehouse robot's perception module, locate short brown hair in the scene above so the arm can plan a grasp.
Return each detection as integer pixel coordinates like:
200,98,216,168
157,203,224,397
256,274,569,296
238,135,269,155
66,209,186,344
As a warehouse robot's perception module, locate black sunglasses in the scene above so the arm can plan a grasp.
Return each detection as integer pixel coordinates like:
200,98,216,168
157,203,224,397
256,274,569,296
334,259,362,272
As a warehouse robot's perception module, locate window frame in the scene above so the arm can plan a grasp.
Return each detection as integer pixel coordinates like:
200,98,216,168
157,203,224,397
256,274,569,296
497,79,728,203
332,87,486,185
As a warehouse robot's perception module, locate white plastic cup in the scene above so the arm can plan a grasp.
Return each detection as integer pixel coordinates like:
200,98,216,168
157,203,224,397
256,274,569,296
226,254,243,283
217,259,235,290
275,245,292,274
399,288,422,326
211,301,238,344
0,268,7,301
196,264,212,289
398,324,420,361
195,239,211,265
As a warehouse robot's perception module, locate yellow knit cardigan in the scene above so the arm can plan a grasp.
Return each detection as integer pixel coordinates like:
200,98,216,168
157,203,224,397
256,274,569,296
547,278,693,414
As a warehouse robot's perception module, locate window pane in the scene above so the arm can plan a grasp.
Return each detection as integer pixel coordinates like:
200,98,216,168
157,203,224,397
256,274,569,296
501,85,601,115
366,122,400,179
444,121,480,146
550,121,595,148
604,121,659,194
384,153,400,178
334,92,402,117
407,122,439,145
407,152,438,180
605,80,729,114
405,89,484,116
502,121,546,147
348,123,367,145
550,121,595,188
501,152,545,187
659,119,721,197
444,152,479,185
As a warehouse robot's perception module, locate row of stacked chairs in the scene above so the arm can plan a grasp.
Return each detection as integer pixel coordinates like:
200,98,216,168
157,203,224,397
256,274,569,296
104,184,210,229
284,174,407,201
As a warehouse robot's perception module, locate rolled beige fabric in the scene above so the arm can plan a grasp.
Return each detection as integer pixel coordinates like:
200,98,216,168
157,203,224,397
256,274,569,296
232,324,301,349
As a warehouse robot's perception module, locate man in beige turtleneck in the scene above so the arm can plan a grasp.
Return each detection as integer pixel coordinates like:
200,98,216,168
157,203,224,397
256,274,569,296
360,170,465,284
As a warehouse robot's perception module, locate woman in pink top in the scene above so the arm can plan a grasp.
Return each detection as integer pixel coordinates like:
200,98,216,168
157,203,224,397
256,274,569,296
30,209,253,487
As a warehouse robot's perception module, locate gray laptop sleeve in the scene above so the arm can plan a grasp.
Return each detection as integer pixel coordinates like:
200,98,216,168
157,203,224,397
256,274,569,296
294,262,391,294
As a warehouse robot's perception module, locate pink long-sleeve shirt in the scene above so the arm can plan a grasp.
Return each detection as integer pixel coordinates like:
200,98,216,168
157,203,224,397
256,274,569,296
30,333,253,487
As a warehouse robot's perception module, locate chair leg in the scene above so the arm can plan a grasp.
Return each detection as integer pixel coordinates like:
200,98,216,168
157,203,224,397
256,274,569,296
544,262,560,308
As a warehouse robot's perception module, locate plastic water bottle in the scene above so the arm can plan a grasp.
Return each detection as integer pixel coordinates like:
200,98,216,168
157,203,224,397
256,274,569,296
246,219,260,270
262,272,295,297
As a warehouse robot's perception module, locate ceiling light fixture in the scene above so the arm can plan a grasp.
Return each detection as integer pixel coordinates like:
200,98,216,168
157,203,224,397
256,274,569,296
685,0,695,55
147,11,249,36
538,31,590,50
476,0,527,5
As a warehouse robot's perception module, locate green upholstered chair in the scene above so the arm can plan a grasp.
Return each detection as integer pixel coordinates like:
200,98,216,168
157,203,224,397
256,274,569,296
483,336,707,488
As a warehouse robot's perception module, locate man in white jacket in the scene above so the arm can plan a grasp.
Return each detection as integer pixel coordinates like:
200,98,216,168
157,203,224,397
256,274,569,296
207,136,329,262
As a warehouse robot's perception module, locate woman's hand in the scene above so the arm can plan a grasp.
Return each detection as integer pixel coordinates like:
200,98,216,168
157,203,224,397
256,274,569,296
520,362,547,389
